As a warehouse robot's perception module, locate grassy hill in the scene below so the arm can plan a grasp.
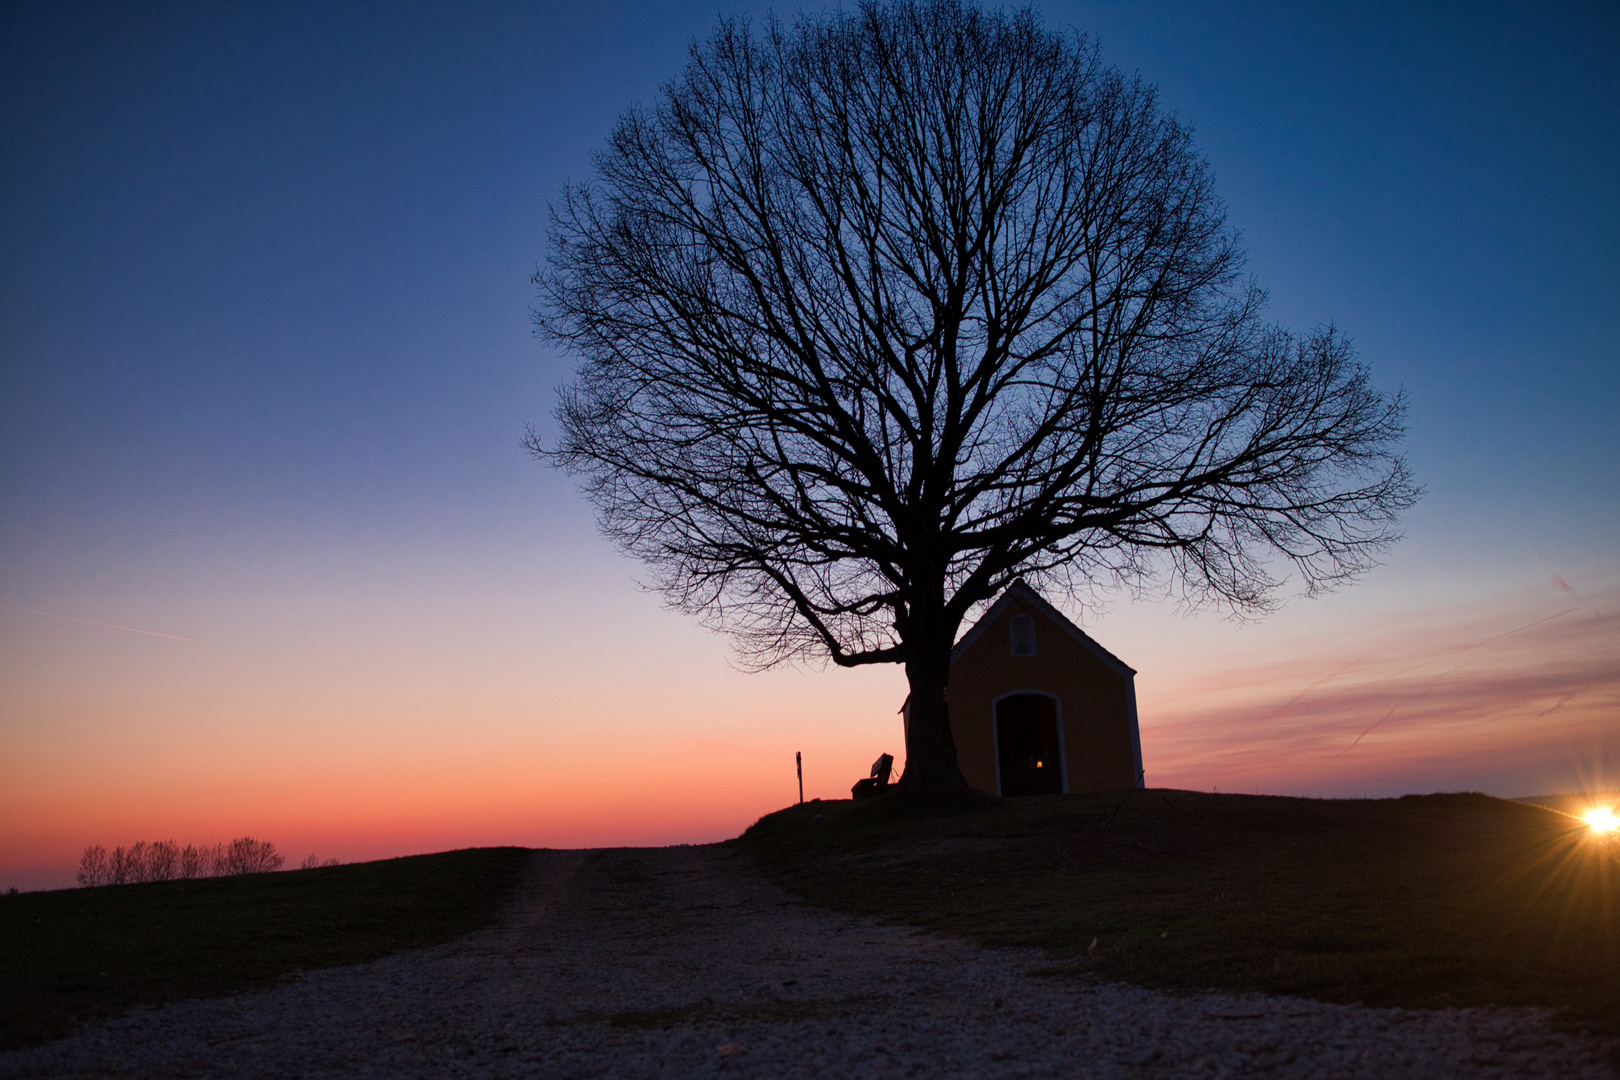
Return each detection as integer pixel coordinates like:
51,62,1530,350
739,789,1619,1038
7,793,1614,1053
0,846,530,1050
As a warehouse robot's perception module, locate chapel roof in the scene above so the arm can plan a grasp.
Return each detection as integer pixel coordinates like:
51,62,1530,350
951,579,1136,678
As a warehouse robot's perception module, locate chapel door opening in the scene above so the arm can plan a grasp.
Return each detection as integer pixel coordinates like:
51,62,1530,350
996,694,1063,796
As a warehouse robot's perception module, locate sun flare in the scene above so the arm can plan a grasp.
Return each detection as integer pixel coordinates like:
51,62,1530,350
1583,807,1619,834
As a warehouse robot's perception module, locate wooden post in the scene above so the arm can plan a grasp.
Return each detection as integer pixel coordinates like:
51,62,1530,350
796,751,803,804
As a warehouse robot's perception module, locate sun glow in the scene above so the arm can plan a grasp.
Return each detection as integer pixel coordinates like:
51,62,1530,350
1583,808,1619,834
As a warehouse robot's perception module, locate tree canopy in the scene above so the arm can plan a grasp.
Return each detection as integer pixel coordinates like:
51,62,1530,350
533,0,1416,790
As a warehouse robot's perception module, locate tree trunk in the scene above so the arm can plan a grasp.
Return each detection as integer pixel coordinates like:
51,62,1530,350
896,631,970,793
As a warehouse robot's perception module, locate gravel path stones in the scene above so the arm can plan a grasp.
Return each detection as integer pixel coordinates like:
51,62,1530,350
5,845,1613,1078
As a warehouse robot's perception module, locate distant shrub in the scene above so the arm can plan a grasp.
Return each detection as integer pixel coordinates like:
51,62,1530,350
77,836,290,887
220,837,283,875
299,854,342,870
178,843,215,879
76,845,109,887
145,840,179,881
110,843,139,884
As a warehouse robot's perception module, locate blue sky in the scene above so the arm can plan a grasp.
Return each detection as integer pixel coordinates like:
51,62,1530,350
2,1,1616,888
4,2,1615,584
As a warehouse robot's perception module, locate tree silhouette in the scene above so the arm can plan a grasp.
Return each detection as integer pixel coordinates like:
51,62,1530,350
534,0,1416,791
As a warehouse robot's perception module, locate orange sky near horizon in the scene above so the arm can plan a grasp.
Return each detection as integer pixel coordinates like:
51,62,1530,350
3,558,1615,893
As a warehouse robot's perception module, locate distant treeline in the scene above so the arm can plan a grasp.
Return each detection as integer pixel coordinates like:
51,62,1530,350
76,838,339,887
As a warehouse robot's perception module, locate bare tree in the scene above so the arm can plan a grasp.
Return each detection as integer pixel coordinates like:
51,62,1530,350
221,837,283,875
111,843,138,885
145,840,179,881
534,0,1416,791
76,844,109,887
179,843,209,879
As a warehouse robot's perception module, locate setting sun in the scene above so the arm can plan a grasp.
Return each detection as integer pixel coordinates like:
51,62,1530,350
1583,808,1619,834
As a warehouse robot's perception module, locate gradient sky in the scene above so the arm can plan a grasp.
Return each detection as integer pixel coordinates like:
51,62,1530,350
3,1,1616,891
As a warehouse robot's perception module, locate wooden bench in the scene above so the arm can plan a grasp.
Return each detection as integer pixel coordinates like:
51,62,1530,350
850,753,894,799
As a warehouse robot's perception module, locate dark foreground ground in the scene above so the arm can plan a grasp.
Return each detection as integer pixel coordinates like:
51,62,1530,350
739,789,1620,1038
0,847,530,1049
3,843,1612,1079
2,790,1615,1068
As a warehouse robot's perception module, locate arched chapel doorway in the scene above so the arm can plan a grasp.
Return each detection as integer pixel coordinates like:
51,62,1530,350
995,693,1064,796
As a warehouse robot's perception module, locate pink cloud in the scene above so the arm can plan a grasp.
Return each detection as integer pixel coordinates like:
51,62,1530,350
1139,581,1620,797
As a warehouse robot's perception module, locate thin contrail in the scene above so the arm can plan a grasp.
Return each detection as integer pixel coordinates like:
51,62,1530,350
1332,606,1580,757
1250,650,1377,724
1454,606,1579,653
1,605,202,644
1337,704,1401,758
1333,659,1473,758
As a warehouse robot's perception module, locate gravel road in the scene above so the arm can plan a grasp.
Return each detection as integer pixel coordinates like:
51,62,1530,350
4,845,1613,1079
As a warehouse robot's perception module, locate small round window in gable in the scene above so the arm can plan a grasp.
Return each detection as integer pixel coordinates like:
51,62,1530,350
1009,613,1036,656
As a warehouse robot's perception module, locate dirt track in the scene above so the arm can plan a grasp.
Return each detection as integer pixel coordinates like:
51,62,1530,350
3,845,1613,1078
